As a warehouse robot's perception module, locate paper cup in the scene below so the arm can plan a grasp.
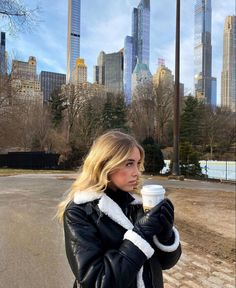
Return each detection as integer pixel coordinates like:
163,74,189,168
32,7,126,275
141,185,165,211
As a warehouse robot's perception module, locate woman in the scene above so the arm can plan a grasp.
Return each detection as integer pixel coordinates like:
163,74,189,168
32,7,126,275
57,130,181,288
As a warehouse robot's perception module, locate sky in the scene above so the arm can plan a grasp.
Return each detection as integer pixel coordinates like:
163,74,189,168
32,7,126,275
2,0,236,105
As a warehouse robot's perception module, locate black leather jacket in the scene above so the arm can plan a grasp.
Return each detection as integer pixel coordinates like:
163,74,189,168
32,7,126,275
63,188,181,288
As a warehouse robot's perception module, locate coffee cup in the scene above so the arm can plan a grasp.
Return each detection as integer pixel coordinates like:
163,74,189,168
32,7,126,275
141,185,165,211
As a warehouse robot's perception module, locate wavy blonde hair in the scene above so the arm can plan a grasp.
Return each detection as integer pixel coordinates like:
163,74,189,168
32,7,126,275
57,130,145,221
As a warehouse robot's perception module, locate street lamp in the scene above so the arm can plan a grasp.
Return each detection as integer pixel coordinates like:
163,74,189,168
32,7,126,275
172,0,180,176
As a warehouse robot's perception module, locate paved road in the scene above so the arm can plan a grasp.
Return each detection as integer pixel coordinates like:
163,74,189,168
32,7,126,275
0,173,235,288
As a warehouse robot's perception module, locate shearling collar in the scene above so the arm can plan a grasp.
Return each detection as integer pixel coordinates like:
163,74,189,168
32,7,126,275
73,190,146,288
73,189,142,231
74,189,142,206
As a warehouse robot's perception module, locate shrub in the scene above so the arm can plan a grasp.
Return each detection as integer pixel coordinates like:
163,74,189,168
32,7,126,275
142,138,165,174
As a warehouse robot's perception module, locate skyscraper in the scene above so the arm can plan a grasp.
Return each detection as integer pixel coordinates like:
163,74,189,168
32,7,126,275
194,0,216,105
133,0,150,68
94,51,105,85
123,36,133,104
39,71,66,103
124,0,150,103
132,60,152,94
94,50,123,94
0,32,7,75
67,0,81,83
221,16,236,112
72,58,87,85
105,51,123,94
11,56,43,104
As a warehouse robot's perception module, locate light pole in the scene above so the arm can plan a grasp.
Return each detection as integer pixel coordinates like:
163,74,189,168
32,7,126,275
172,0,180,176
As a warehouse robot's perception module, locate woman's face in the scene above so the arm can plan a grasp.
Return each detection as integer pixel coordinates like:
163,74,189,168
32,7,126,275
108,147,141,192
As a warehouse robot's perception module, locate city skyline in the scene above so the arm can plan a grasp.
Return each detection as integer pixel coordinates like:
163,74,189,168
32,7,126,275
3,0,236,105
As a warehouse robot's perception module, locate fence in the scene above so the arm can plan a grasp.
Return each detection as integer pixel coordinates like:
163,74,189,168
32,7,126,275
199,160,235,181
0,152,60,169
161,160,236,181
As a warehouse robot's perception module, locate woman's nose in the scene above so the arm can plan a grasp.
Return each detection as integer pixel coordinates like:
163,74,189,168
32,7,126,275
133,165,141,176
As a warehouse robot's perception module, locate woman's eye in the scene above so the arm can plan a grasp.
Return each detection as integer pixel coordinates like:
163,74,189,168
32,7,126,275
126,162,133,167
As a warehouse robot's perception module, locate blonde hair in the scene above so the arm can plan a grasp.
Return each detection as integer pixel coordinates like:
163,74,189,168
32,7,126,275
57,130,144,222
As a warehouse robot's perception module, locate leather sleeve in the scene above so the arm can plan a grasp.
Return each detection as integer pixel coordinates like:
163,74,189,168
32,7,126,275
153,228,182,270
156,244,182,270
64,204,150,288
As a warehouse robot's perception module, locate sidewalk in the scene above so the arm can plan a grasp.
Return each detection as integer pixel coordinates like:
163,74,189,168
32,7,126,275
164,241,235,288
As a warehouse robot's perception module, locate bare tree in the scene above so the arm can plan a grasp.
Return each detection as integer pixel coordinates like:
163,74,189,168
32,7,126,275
129,80,174,145
201,106,236,159
129,81,155,142
0,0,40,34
61,83,88,144
153,83,174,145
0,74,11,109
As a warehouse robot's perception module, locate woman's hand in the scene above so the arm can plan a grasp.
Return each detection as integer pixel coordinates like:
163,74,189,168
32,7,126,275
133,199,174,244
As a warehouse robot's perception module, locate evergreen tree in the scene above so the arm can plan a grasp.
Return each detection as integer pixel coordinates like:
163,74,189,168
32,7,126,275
113,94,127,129
180,96,204,145
180,142,203,177
142,137,165,174
102,93,127,130
49,88,66,128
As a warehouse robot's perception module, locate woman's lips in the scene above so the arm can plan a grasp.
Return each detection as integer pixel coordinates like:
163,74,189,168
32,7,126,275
129,181,137,185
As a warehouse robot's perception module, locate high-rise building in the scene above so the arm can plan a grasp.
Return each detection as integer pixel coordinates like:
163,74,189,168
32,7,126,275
194,0,216,105
94,51,105,85
105,51,123,94
67,0,81,83
153,63,185,111
123,36,133,104
0,32,7,75
132,60,152,94
124,0,150,103
72,58,87,85
39,71,66,103
221,16,236,112
11,56,43,104
133,0,150,69
153,64,174,89
94,51,123,94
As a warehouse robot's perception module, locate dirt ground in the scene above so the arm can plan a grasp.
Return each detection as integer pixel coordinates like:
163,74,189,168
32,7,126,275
166,186,235,263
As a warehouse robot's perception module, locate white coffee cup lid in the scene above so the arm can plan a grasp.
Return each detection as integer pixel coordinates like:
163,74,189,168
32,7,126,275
141,184,165,195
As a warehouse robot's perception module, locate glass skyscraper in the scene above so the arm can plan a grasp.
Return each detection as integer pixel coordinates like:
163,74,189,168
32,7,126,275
221,16,236,112
124,0,150,103
94,50,123,94
0,32,7,75
67,0,81,83
94,51,105,85
39,71,66,103
104,51,123,94
135,0,150,68
124,36,133,104
194,0,215,105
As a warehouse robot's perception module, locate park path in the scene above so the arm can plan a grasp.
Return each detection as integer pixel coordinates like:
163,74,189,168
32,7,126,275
164,240,235,288
0,173,235,287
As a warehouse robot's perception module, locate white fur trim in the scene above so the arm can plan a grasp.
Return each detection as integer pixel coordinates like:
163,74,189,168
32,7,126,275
98,194,134,230
137,267,145,288
74,191,146,288
130,193,143,205
153,227,180,252
74,190,104,204
124,230,154,259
